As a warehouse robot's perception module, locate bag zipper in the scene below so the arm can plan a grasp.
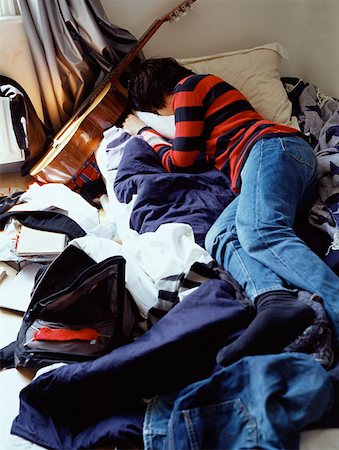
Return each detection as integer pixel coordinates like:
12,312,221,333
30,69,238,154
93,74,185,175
26,245,97,313
21,351,96,368
25,255,125,321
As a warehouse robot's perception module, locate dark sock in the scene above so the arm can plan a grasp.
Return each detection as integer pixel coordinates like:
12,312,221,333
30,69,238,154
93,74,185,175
216,290,315,367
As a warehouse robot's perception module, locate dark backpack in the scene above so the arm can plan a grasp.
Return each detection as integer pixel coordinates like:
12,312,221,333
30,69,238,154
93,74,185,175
0,75,50,174
6,245,137,369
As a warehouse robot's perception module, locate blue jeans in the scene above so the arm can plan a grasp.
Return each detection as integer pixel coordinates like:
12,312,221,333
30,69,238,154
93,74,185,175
143,353,333,450
205,136,339,339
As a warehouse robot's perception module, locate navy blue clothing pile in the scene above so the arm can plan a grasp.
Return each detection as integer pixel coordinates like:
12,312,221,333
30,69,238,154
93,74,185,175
11,279,252,449
114,137,235,248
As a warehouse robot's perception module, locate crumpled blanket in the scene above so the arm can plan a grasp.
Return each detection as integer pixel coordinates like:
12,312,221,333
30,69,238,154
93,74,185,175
113,137,235,248
283,77,339,249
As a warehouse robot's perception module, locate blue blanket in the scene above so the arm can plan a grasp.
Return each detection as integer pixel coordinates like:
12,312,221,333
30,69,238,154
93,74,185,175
114,137,235,248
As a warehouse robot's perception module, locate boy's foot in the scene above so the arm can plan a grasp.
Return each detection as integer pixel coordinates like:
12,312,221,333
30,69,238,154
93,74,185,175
216,290,315,366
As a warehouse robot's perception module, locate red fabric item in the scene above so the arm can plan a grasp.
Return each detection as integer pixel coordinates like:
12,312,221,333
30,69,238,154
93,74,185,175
66,153,101,191
34,327,99,342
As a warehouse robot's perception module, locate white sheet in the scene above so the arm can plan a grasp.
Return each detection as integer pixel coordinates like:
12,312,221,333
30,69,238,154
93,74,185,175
71,222,212,319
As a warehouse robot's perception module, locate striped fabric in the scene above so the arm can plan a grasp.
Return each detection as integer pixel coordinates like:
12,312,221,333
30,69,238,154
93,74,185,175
146,260,251,327
140,74,301,192
66,153,101,191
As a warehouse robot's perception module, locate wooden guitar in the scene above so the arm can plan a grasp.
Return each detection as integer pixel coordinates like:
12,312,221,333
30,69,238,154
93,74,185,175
30,0,196,185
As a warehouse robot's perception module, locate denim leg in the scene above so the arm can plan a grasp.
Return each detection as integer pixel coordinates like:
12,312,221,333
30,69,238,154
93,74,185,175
149,354,333,450
205,190,293,302
143,394,177,450
236,136,339,337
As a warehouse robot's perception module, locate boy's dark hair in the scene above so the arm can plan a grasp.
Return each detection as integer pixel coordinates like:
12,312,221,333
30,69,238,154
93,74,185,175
127,57,194,112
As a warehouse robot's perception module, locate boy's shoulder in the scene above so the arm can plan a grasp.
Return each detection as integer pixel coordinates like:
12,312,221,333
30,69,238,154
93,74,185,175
175,73,226,92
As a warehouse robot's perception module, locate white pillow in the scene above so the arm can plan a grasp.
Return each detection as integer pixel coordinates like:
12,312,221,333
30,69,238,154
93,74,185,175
178,43,293,126
135,111,175,139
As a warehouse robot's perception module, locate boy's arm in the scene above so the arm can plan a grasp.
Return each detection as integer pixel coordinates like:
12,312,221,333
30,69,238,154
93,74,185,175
122,114,147,135
122,115,176,167
139,90,208,172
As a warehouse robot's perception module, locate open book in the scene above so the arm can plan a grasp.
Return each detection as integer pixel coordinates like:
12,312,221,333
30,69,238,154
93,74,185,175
16,226,67,257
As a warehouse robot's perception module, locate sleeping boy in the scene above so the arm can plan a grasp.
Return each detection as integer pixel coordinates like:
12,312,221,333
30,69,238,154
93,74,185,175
122,57,339,366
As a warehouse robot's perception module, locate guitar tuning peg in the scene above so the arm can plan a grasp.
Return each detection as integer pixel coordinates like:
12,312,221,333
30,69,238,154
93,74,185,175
165,1,195,23
171,11,181,22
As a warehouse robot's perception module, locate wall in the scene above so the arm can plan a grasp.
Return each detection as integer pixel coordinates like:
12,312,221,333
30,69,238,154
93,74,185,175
0,0,337,115
0,16,43,120
295,0,339,100
101,0,339,99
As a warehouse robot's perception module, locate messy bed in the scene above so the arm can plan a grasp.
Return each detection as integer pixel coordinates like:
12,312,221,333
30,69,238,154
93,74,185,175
1,42,339,449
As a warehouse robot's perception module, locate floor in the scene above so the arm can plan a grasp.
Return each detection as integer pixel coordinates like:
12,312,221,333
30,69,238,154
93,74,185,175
0,172,36,448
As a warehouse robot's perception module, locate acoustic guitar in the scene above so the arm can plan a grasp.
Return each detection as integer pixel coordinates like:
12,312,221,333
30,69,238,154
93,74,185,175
30,0,197,185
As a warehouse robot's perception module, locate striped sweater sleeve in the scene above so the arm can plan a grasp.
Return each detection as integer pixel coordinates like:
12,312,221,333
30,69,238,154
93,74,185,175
139,82,207,172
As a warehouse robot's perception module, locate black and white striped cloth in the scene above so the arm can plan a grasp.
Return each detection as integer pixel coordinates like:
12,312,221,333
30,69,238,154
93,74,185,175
147,260,251,326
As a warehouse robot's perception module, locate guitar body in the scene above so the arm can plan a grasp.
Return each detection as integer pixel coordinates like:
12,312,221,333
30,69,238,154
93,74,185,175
33,87,127,184
30,0,196,186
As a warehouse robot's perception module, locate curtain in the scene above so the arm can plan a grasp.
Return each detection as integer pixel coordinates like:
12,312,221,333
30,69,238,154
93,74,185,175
17,0,143,133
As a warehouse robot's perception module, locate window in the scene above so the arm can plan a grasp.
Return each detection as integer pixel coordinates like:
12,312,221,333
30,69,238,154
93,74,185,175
0,0,19,17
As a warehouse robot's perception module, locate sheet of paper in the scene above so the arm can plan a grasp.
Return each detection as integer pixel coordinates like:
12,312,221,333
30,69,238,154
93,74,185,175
0,263,44,312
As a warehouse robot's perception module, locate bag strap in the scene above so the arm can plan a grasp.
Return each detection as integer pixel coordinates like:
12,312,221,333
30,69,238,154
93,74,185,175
0,341,16,369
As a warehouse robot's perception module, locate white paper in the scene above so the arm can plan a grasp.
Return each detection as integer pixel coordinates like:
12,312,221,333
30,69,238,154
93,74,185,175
0,263,44,312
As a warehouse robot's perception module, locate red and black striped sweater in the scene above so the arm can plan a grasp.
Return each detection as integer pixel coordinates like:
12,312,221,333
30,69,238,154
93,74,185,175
139,74,301,192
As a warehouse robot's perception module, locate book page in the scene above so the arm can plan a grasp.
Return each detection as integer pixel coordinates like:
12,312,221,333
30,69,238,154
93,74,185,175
0,263,44,312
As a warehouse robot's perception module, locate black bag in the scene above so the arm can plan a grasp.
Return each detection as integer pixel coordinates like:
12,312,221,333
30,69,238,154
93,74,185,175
0,75,50,174
12,245,137,369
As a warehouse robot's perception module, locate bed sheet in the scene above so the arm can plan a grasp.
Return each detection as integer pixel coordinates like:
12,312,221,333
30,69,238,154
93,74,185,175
283,77,339,270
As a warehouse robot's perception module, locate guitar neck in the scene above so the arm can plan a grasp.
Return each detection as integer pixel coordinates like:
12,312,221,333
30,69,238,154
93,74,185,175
107,20,164,83
78,0,196,116
93,18,164,96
